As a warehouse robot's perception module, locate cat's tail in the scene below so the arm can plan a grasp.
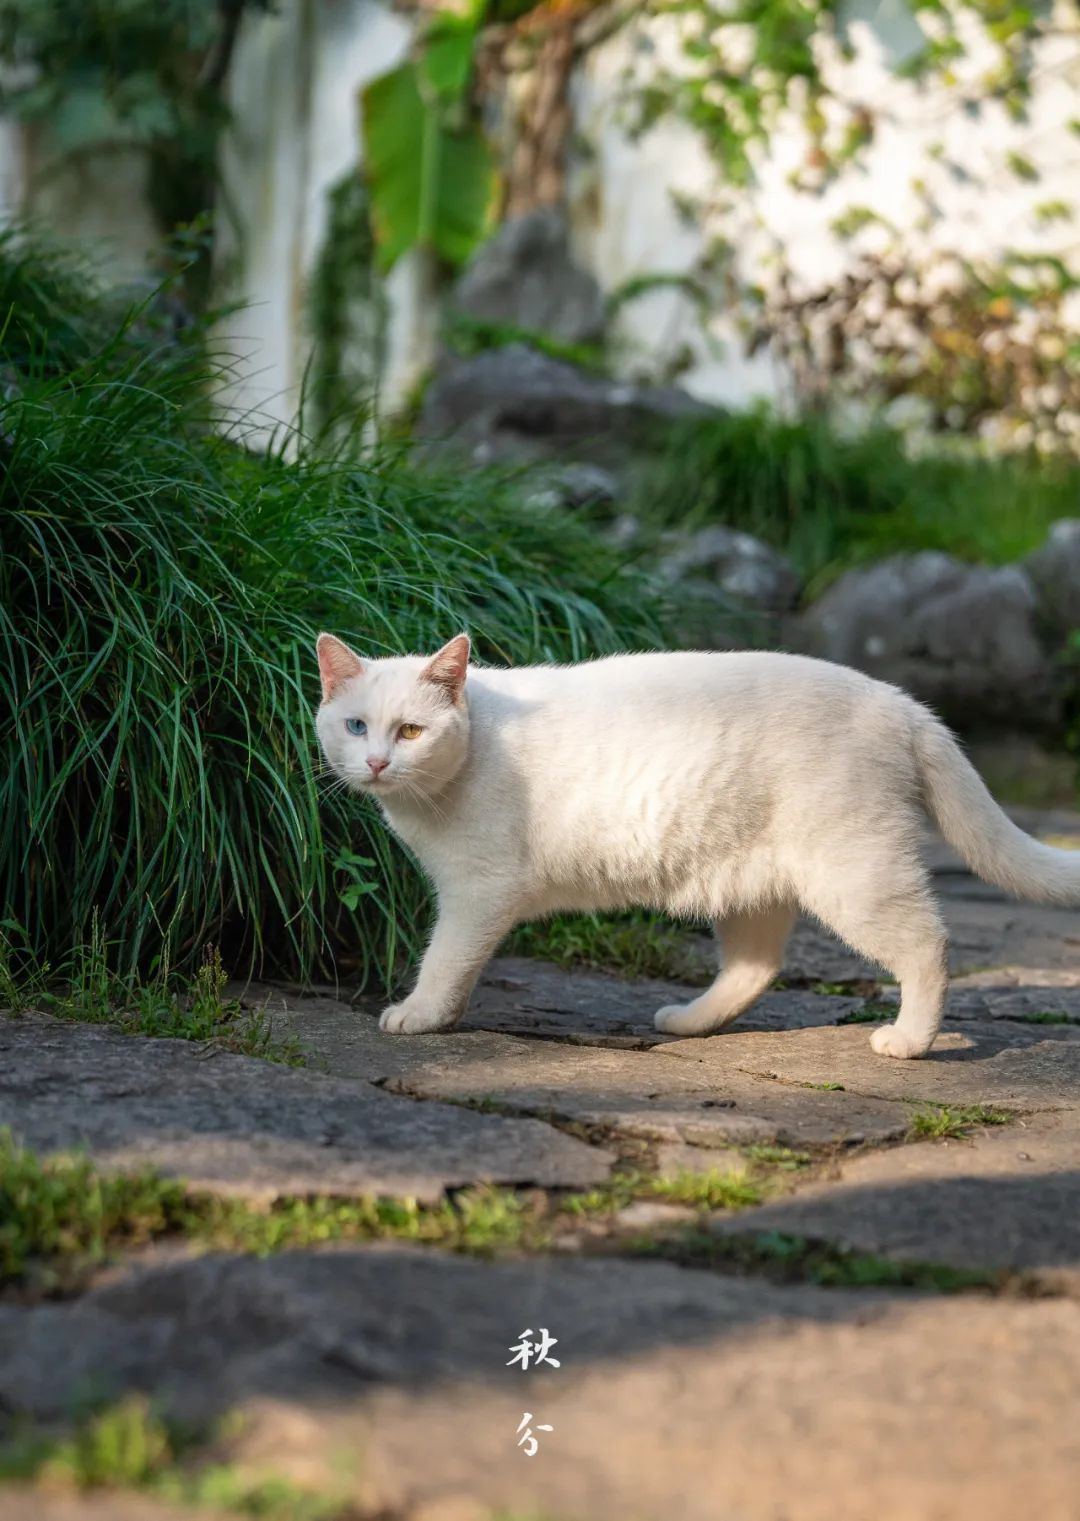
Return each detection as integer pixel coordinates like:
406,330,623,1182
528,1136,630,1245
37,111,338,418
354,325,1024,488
914,714,1080,906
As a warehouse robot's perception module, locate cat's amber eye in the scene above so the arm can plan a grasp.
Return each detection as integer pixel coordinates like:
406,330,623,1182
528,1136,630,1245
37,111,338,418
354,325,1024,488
398,722,424,741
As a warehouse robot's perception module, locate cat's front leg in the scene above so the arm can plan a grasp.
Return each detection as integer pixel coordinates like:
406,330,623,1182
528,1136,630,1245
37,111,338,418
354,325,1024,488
379,889,514,1035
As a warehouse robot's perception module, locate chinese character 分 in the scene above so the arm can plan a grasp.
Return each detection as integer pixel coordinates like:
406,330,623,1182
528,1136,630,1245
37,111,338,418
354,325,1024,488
507,1327,560,1370
516,1411,553,1457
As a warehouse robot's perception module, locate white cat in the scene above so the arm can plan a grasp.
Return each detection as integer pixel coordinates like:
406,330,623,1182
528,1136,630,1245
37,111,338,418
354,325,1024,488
315,633,1080,1058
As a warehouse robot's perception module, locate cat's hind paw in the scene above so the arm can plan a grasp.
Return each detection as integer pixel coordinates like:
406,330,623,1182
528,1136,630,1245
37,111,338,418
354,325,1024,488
379,999,456,1034
869,1023,930,1059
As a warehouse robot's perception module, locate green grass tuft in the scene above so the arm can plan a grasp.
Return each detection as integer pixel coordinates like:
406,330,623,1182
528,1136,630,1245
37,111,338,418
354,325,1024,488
1,230,668,990
0,926,303,1064
631,405,1080,588
563,1167,763,1217
741,1144,813,1169
0,1396,350,1519
907,1103,1012,1140
0,1131,189,1288
629,1227,999,1291
0,1127,543,1289
838,1001,896,1025
507,910,708,983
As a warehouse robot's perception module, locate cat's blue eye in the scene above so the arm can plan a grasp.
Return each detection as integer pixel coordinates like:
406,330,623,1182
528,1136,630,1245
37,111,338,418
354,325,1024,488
345,718,367,737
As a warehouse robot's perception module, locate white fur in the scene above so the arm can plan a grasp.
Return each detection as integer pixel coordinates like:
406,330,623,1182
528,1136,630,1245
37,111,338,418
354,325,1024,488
315,642,1080,1058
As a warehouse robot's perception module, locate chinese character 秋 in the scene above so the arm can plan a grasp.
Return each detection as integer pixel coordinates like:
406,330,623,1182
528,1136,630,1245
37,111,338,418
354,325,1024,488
507,1327,560,1370
516,1411,553,1457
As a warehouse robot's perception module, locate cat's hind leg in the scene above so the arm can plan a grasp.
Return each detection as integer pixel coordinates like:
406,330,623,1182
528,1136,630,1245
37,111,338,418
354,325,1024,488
800,865,947,1059
654,902,796,1036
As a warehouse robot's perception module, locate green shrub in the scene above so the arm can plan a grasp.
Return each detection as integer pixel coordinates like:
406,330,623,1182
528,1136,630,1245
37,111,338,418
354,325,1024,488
0,231,667,987
634,406,1080,587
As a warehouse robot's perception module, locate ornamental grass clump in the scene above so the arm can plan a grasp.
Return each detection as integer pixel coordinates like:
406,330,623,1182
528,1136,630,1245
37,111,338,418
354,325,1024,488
0,230,666,986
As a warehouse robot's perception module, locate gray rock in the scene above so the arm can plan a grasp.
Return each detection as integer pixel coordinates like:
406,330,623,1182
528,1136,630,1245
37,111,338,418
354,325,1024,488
259,962,864,1058
0,1495,220,1521
0,1014,611,1201
798,552,1058,730
451,209,606,347
658,1022,1080,1110
1025,518,1080,643
661,525,802,613
708,1108,1080,1284
3,1249,1080,1520
383,1038,914,1148
522,461,621,512
418,344,712,469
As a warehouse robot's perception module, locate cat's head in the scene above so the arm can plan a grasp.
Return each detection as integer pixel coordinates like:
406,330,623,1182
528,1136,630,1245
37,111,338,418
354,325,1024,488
314,633,471,801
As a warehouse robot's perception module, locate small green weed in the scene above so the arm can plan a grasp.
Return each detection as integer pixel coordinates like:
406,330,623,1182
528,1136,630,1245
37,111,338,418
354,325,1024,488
838,1001,895,1025
1006,1010,1076,1025
507,910,708,983
0,927,303,1066
562,1167,763,1217
445,311,608,373
907,1103,1012,1140
740,1144,813,1169
629,1228,998,1292
0,1128,542,1288
800,1081,845,1092
0,1396,349,1519
0,1131,189,1288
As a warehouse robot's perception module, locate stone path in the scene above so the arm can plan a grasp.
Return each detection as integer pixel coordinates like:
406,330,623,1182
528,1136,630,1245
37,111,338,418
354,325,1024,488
1,810,1079,1520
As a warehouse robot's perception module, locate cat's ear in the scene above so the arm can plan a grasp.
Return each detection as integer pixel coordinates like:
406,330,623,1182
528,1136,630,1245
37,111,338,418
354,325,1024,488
421,633,470,703
316,633,364,701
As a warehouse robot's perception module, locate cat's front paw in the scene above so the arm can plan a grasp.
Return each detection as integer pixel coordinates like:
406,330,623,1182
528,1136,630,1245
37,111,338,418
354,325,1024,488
869,1023,929,1060
379,999,456,1035
654,1001,712,1036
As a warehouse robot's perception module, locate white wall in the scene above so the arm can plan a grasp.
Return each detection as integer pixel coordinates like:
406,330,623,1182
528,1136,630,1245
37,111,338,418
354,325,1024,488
213,0,415,440
570,0,1080,414
2,0,1078,428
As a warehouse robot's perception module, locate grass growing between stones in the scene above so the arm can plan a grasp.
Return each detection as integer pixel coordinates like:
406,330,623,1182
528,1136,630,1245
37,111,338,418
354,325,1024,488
0,1131,788,1291
0,1130,544,1290
838,1001,896,1025
626,1228,1000,1293
562,1168,764,1218
0,1395,351,1520
0,1132,191,1290
507,910,709,984
907,1104,1012,1141
0,927,304,1066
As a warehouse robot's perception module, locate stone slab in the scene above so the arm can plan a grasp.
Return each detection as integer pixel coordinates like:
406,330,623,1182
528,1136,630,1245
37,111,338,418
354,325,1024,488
0,1496,232,1521
254,984,914,1148
709,1109,1080,1284
659,1022,1080,1110
941,983,1080,1025
0,1014,612,1202
381,1038,914,1148
248,966,863,1055
1,1248,1079,1521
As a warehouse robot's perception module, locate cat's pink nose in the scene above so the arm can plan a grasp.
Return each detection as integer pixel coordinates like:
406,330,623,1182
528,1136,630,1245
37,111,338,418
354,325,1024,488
367,756,389,778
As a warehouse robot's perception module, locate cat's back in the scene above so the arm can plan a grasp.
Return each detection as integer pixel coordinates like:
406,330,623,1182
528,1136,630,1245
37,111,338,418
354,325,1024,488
468,648,890,723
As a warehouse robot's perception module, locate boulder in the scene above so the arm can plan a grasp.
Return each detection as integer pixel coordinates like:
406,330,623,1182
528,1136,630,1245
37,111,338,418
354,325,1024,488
660,525,802,614
1024,519,1080,644
450,208,606,347
523,462,621,513
798,552,1059,731
418,344,713,468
